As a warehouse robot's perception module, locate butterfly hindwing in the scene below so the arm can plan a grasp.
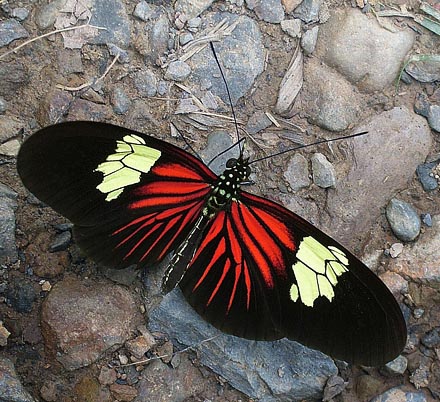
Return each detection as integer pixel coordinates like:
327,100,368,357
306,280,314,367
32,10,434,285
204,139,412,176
179,191,407,366
17,121,216,268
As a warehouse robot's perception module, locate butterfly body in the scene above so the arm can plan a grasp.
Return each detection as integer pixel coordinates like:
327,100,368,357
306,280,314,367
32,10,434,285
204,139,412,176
17,121,407,366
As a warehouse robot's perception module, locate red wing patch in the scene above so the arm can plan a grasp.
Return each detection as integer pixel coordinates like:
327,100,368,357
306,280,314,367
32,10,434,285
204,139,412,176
185,199,296,314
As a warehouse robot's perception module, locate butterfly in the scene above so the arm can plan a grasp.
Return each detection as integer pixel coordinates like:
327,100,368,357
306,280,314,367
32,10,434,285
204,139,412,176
17,121,407,366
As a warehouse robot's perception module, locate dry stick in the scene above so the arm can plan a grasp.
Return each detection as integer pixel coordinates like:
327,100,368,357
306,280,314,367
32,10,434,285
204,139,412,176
120,335,221,368
0,22,107,61
56,52,120,91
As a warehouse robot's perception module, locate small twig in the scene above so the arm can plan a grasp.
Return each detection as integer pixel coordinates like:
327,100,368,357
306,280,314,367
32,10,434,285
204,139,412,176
265,111,280,128
0,22,107,61
174,82,207,111
56,53,120,91
120,335,221,368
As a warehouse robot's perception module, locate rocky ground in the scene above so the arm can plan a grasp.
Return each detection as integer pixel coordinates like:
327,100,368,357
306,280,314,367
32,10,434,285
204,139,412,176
0,0,439,401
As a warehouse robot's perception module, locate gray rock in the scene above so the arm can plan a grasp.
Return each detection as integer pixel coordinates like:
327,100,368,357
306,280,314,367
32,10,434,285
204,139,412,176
179,32,194,45
294,0,322,23
0,97,6,114
0,19,28,47
135,356,220,402
49,231,72,252
137,12,169,65
427,104,440,132
326,107,431,248
254,0,285,23
0,184,18,265
6,279,37,313
0,61,29,100
187,17,202,29
389,215,440,286
200,131,239,175
316,9,415,92
165,60,191,82
107,43,130,63
41,276,143,370
416,160,438,191
188,13,264,106
149,289,337,402
322,375,347,401
284,153,310,191
386,199,421,242
157,80,168,96
311,153,336,188
133,1,158,21
35,0,67,29
88,0,131,47
421,213,432,227
134,69,157,97
421,327,440,348
406,61,440,83
384,355,407,375
303,59,362,131
370,387,426,402
281,19,302,37
57,49,84,75
175,0,214,20
112,87,131,114
245,110,272,135
0,357,35,402
11,7,30,21
301,25,319,55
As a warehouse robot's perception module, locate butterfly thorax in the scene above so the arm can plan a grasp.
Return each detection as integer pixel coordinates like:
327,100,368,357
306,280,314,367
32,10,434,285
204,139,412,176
204,157,251,218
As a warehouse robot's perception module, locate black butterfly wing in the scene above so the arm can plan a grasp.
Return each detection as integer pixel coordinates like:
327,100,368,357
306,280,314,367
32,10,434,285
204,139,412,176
17,121,217,269
179,191,407,366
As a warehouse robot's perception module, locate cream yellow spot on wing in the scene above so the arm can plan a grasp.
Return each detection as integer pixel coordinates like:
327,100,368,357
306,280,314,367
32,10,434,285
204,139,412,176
293,261,320,307
289,283,299,302
290,236,349,307
94,134,161,201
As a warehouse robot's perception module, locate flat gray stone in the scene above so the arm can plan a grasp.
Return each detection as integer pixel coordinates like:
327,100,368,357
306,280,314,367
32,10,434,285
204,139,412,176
390,215,440,288
41,276,143,370
0,19,28,47
326,107,431,249
89,0,131,47
149,289,337,402
133,69,157,97
175,0,215,20
284,153,310,191
303,58,363,131
254,0,285,23
311,152,337,188
386,199,421,242
316,9,415,92
165,60,191,82
187,12,264,106
35,0,67,29
0,358,35,402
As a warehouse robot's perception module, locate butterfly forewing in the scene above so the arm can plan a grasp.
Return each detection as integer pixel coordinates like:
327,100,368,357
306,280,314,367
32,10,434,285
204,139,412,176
17,121,216,269
17,121,407,366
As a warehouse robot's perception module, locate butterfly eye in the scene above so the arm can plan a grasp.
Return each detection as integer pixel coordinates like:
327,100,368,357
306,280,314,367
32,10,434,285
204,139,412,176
226,158,237,168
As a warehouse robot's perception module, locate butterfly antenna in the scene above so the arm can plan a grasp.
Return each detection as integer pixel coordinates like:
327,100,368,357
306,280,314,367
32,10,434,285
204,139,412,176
210,41,242,155
249,131,369,165
170,122,203,160
207,137,246,167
